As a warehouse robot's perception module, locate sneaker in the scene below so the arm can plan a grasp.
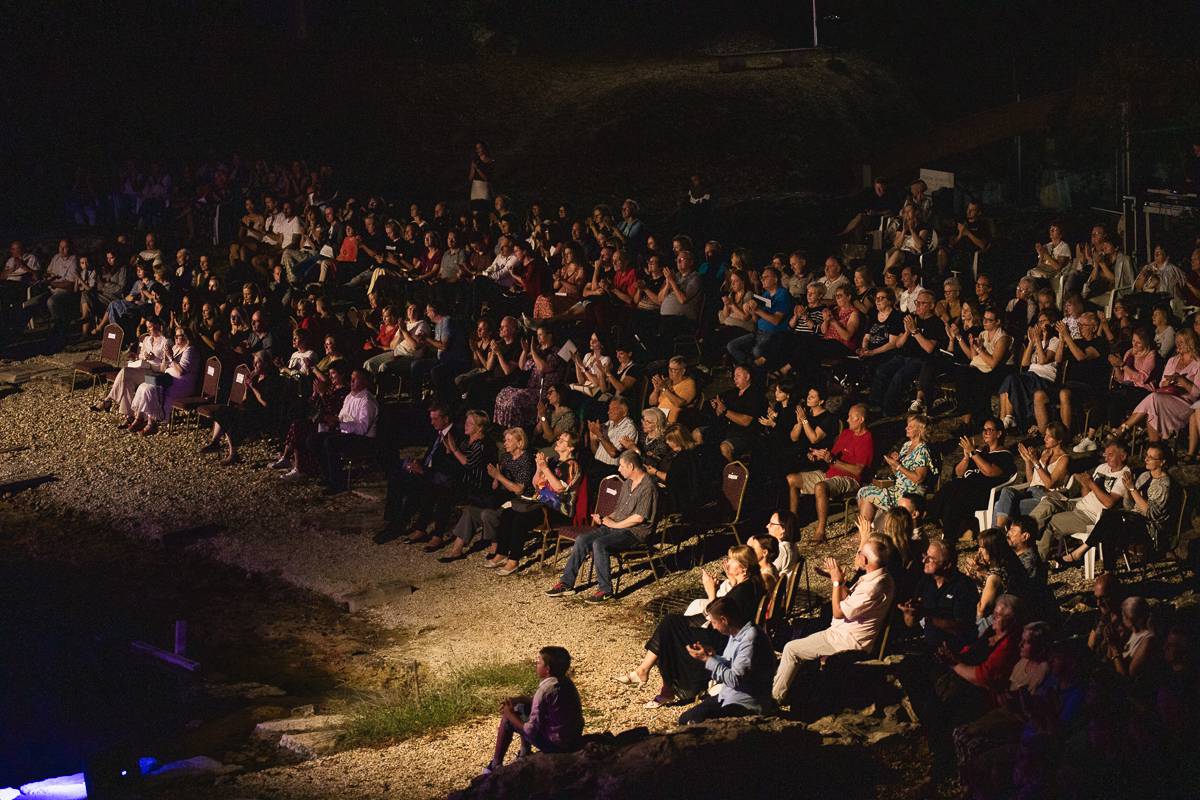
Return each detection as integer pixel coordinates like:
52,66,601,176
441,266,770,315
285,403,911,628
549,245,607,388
1002,415,1017,430
908,399,925,414
584,590,613,604
1073,436,1097,453
545,582,572,598
280,468,304,481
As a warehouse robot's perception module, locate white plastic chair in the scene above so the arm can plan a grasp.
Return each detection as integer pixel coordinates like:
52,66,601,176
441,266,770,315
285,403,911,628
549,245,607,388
974,473,1022,532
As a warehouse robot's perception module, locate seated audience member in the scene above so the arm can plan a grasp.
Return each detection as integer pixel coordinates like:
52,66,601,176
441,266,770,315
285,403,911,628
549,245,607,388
726,265,792,367
569,331,612,398
1100,326,1158,432
545,451,657,603
782,384,838,470
376,404,463,544
90,315,171,418
363,301,432,376
856,413,934,519
276,361,352,480
764,510,802,575
1005,515,1046,584
711,269,756,354
1036,312,1107,434
1117,328,1200,444
998,309,1062,431
679,595,777,724
772,538,894,705
419,409,496,551
440,426,534,563
628,408,671,481
787,402,874,543
952,620,1053,775
585,397,638,487
648,356,697,424
749,534,781,591
1027,223,1071,279
410,300,473,401
898,539,979,652
871,290,948,415
1053,444,1172,571
929,418,1016,544
949,307,1011,427
488,432,582,575
839,176,898,239
654,249,703,351
484,645,583,774
200,350,284,465
929,594,1026,742
857,286,904,375
127,326,201,435
812,254,850,301
616,545,765,707
862,509,917,598
992,424,1070,528
660,423,710,516
493,326,565,430
969,529,1033,631
281,329,316,377
533,383,577,451
709,365,766,462
307,369,380,494
1030,439,1131,559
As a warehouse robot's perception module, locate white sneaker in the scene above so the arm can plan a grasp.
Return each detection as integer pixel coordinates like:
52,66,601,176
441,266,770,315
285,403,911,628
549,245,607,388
281,468,304,481
1072,437,1097,453
1002,415,1017,430
908,399,925,414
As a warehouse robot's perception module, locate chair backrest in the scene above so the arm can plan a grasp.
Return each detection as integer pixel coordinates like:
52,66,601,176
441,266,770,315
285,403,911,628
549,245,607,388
782,558,804,618
228,364,252,406
722,461,750,522
594,474,624,519
99,324,124,363
199,356,222,401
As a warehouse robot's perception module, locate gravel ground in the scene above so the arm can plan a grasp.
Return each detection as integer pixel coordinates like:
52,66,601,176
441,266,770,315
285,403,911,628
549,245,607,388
1,354,1152,799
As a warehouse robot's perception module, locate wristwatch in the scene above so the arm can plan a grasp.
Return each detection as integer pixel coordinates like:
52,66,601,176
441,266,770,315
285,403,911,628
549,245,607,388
831,580,841,587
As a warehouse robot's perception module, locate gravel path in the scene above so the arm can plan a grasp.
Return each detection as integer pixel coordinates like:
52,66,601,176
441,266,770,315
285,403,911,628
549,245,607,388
1,355,1107,799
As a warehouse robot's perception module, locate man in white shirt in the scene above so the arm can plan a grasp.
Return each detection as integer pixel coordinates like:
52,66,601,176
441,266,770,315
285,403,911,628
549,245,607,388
772,538,894,705
1031,439,1131,559
812,255,850,303
587,397,638,480
311,369,380,494
33,238,81,326
2,240,41,311
896,264,924,314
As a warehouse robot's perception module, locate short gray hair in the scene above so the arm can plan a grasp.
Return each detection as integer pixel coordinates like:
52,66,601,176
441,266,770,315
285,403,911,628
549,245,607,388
862,538,889,567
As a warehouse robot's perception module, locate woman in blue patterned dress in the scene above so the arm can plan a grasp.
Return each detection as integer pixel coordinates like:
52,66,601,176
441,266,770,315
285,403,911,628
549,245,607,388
856,413,934,521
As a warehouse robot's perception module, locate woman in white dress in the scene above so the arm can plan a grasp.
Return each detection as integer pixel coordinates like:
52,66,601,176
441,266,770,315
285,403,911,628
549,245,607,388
90,315,170,418
128,326,201,435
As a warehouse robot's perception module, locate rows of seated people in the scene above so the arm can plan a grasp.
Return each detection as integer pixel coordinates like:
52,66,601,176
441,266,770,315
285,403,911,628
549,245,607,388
10,157,1199,794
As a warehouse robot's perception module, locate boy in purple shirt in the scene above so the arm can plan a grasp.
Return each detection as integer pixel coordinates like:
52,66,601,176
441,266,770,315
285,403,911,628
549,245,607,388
485,646,583,774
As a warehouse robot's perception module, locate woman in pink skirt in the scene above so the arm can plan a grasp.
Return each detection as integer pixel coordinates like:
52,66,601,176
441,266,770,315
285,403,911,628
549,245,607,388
1116,328,1200,441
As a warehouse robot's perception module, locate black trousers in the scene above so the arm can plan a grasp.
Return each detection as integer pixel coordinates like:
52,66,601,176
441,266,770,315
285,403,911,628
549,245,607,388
384,467,454,532
648,613,729,702
309,431,375,489
678,695,754,725
494,506,546,560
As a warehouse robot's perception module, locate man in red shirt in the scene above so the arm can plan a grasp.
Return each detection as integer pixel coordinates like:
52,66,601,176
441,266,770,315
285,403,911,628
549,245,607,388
786,403,873,543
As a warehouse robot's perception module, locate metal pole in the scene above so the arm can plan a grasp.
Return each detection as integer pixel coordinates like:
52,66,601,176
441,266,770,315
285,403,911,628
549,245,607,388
812,0,819,47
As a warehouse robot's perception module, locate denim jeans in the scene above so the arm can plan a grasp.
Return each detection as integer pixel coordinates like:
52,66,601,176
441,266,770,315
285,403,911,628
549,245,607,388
560,526,640,595
727,329,778,365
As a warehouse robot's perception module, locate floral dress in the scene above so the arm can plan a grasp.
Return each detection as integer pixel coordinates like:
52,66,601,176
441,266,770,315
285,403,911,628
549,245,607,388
856,440,933,510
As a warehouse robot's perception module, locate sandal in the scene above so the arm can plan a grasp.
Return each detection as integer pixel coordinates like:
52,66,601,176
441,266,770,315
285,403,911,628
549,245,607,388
615,671,647,686
643,692,678,709
422,538,446,553
1049,551,1084,572
89,400,111,413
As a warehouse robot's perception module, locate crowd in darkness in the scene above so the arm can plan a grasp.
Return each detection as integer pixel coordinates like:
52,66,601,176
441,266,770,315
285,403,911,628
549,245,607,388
2,143,1198,796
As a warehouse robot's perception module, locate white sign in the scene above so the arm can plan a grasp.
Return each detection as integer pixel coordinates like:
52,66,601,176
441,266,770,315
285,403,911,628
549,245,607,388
920,168,955,192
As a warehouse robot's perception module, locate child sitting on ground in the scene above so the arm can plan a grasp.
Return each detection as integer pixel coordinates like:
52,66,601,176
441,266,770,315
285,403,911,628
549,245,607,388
485,645,584,774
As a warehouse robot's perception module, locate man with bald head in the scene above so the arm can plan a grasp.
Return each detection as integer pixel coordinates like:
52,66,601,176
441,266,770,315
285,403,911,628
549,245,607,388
772,538,895,704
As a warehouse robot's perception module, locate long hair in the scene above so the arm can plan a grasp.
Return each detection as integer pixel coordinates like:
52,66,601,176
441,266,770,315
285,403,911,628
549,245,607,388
727,544,764,593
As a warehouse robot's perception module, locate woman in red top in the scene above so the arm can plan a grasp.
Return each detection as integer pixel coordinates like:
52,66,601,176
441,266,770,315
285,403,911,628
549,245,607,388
364,305,400,355
937,593,1025,708
415,230,444,282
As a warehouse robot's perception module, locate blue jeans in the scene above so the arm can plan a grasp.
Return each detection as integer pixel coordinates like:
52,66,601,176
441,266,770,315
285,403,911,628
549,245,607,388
560,526,640,595
993,485,1047,523
727,329,778,365
871,355,923,414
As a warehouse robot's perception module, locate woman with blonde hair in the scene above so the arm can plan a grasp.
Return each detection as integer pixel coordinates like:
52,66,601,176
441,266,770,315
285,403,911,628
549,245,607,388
438,426,534,563
856,413,934,520
1118,327,1200,442
615,545,766,709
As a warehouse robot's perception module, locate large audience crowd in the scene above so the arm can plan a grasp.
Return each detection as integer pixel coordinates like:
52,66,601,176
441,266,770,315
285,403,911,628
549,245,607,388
3,148,1198,797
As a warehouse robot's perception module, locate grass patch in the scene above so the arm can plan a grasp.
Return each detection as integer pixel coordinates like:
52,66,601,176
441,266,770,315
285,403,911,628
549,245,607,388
342,660,540,746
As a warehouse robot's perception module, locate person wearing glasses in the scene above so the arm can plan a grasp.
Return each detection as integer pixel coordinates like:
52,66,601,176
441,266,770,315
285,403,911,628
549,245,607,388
1032,312,1108,436
897,539,979,652
1117,328,1200,446
870,289,949,416
929,418,1016,545
649,356,697,424
1051,444,1173,572
949,308,1012,428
